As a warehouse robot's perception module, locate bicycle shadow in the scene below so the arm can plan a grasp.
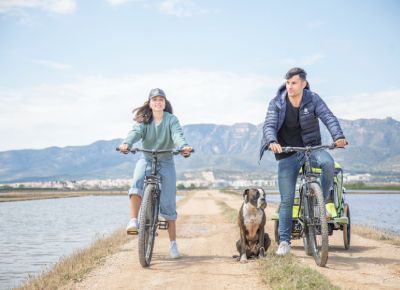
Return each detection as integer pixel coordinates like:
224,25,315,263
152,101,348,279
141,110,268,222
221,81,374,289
291,245,399,270
144,254,250,271
291,244,376,254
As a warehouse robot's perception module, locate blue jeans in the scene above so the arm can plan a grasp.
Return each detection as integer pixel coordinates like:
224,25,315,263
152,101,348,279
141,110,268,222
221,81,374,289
278,150,334,243
128,157,177,220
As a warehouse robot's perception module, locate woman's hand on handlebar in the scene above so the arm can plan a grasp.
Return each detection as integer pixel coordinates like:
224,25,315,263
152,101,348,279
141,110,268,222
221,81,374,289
269,142,283,154
118,143,130,154
181,146,193,158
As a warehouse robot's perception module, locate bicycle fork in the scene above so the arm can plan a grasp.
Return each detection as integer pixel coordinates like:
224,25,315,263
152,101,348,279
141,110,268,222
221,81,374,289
144,176,169,231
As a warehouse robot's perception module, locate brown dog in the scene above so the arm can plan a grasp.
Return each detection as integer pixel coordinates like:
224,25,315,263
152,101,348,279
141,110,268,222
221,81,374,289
236,188,271,263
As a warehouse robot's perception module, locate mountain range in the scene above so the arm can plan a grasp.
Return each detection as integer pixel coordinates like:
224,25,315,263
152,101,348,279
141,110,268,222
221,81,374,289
0,117,399,183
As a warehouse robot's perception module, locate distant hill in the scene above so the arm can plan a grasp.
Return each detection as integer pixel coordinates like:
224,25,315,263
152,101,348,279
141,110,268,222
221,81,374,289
0,117,399,183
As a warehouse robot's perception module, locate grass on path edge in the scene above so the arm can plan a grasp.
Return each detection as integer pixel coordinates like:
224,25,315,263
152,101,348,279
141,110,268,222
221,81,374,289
216,194,339,290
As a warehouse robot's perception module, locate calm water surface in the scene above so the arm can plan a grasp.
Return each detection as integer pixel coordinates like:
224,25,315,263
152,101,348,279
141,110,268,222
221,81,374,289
266,193,400,234
0,193,399,289
0,196,129,290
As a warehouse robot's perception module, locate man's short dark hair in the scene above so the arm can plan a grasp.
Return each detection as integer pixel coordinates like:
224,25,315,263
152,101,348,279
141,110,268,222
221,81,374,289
285,67,307,80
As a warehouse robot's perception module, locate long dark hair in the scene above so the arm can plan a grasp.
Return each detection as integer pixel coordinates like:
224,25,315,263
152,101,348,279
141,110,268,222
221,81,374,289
133,99,173,124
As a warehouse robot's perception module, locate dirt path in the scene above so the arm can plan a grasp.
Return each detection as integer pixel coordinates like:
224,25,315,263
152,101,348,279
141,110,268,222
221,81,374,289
70,190,267,290
70,190,400,290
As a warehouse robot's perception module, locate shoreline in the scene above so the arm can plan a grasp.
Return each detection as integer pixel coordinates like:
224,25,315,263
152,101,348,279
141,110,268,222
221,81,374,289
0,190,126,202
2,188,400,203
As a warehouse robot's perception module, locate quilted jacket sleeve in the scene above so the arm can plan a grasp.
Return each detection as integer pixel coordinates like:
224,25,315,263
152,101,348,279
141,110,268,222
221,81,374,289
313,93,345,141
262,99,279,146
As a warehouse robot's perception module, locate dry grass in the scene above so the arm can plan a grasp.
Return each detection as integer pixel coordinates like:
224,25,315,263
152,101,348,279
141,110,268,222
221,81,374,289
15,228,130,290
216,199,340,290
15,191,193,289
260,245,340,290
216,200,238,223
352,225,400,246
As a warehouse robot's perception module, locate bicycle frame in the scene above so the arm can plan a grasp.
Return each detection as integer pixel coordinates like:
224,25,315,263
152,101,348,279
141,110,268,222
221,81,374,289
117,147,192,267
131,148,183,230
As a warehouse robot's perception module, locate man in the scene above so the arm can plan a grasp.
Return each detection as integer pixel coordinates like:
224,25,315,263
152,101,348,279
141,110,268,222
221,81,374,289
259,67,347,255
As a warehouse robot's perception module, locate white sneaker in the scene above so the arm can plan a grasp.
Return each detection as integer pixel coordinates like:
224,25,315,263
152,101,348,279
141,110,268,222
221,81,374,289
126,218,138,235
276,241,291,256
169,241,180,259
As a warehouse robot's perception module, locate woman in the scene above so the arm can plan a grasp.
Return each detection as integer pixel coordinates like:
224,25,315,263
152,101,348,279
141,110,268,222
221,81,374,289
119,88,192,259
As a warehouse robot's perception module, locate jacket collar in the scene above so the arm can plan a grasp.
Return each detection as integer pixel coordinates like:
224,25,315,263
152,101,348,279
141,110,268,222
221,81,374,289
300,89,313,109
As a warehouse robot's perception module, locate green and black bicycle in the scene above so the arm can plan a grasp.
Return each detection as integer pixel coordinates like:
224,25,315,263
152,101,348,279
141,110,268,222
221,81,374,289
272,144,350,267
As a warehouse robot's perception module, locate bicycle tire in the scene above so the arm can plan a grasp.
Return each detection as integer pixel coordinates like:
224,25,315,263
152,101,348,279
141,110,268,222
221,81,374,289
307,182,329,267
301,194,312,256
343,203,351,250
274,203,280,245
274,220,280,245
138,184,159,267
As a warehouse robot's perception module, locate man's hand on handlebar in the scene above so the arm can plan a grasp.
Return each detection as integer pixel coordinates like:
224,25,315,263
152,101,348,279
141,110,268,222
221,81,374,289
118,144,130,154
269,142,283,154
335,138,347,148
181,146,193,158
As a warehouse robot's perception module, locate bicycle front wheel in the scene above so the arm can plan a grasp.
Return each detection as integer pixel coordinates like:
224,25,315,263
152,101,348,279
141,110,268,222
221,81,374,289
301,189,312,256
307,182,329,267
138,184,159,267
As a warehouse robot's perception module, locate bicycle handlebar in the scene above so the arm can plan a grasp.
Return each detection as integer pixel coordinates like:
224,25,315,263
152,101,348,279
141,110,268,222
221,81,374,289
281,143,337,153
116,147,195,155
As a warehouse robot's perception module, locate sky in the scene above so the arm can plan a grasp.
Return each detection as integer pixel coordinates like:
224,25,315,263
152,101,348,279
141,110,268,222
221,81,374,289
0,0,399,151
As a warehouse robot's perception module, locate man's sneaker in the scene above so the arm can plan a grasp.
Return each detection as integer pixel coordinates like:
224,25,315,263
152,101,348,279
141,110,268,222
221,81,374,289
169,241,180,259
276,241,291,256
325,202,337,220
126,218,138,235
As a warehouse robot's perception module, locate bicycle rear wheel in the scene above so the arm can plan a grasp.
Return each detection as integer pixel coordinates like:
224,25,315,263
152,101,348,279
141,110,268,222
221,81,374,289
138,184,159,267
307,182,329,267
343,203,351,250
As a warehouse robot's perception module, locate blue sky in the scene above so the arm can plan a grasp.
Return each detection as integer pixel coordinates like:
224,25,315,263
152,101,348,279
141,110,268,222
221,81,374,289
0,0,399,150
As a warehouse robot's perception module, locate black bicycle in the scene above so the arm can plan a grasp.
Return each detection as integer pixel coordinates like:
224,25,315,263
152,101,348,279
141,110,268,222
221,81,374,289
273,144,340,267
117,147,192,267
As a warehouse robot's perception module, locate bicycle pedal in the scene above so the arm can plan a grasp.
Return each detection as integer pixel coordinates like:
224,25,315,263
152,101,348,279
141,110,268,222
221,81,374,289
158,221,169,230
127,230,138,235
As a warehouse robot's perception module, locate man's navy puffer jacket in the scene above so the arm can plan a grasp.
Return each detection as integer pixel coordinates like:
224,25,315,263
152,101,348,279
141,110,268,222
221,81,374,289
259,84,345,160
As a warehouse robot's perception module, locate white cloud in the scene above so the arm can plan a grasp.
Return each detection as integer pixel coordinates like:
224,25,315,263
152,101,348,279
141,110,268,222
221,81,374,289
327,89,400,120
105,0,211,17
106,0,143,7
284,53,325,67
0,69,280,150
307,20,324,29
32,59,72,70
0,69,397,151
158,0,196,17
0,0,76,15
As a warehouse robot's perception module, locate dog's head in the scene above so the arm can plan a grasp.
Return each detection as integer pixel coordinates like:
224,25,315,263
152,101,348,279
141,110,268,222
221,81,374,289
243,188,267,209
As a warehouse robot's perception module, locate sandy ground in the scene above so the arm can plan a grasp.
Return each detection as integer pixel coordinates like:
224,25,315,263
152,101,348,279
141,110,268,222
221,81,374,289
69,190,400,290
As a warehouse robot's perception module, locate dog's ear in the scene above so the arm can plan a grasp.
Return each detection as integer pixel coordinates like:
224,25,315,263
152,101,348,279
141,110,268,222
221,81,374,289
257,188,267,209
258,188,266,199
243,189,249,203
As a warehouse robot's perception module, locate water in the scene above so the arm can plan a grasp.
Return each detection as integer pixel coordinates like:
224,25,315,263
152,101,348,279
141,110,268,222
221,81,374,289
266,193,400,234
0,196,130,290
0,193,399,289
